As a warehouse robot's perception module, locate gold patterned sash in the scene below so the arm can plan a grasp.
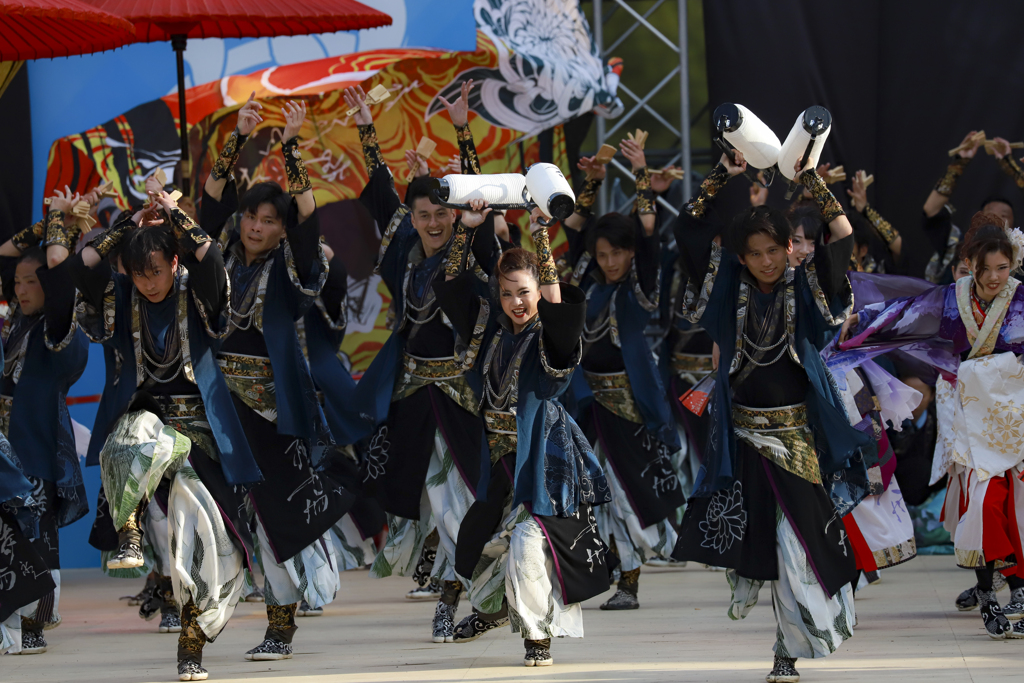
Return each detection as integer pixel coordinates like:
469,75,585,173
152,394,216,461
393,353,479,415
584,370,643,424
217,352,276,420
671,352,714,379
732,402,820,484
0,394,11,437
484,408,518,463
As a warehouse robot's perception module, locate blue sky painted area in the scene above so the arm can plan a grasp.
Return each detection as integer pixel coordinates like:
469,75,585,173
28,0,476,222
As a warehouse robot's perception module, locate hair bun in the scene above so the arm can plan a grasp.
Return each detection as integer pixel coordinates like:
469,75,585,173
969,210,1005,233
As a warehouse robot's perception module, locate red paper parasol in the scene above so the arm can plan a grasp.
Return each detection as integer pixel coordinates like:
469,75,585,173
1,0,136,61
87,0,393,190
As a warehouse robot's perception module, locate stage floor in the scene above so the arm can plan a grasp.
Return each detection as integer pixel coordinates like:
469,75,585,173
4,556,1022,682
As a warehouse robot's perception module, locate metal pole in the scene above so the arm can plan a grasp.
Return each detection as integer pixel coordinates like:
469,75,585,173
172,34,190,194
678,0,691,200
593,0,607,216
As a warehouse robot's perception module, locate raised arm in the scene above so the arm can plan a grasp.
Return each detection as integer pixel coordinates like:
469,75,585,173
620,136,656,236
673,152,743,286
848,170,901,260
345,85,402,229
204,91,262,203
563,155,606,232
798,160,852,242
990,136,1024,191
280,100,315,223
439,79,481,175
924,131,980,218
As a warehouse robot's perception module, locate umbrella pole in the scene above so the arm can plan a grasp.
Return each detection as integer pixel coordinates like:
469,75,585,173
172,35,190,195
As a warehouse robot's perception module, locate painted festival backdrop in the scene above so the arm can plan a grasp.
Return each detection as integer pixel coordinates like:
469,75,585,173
28,0,622,567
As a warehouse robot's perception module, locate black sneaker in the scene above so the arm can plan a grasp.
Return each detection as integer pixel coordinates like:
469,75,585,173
296,600,323,617
956,585,979,611
17,630,47,654
107,540,144,570
979,590,1012,639
407,578,442,600
244,638,293,661
766,656,800,682
600,588,639,610
177,658,208,681
453,612,510,643
159,609,182,633
432,601,457,643
524,640,553,667
1009,619,1024,639
1003,588,1024,621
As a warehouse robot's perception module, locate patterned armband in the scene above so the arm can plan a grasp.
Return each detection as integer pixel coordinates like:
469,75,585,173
43,210,71,250
935,155,970,197
801,168,845,223
445,222,470,277
282,136,311,195
456,124,481,175
998,155,1024,190
532,225,558,286
684,163,729,218
573,176,603,219
864,205,899,247
10,219,45,252
633,166,655,215
358,124,385,176
89,212,135,259
211,128,248,181
168,207,212,254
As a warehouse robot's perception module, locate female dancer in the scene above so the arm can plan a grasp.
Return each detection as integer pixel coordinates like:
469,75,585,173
839,211,1024,639
436,205,611,666
0,190,89,654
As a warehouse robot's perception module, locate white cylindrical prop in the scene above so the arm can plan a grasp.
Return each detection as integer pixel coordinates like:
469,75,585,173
437,173,527,206
719,103,781,170
525,163,575,220
777,106,832,180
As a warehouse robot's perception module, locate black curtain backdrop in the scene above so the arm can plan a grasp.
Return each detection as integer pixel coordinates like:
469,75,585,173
0,66,33,242
703,1,1024,278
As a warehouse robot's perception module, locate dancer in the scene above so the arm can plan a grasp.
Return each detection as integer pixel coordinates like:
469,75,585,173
838,211,1024,639
437,204,611,666
0,439,56,654
671,153,862,683
200,94,351,658
562,142,684,609
0,191,89,654
343,82,488,644
69,188,262,681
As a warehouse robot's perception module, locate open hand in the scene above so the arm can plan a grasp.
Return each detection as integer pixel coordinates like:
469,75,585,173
237,91,264,137
405,149,429,178
343,86,372,126
847,170,868,212
49,186,80,214
620,138,646,172
282,100,307,141
438,79,474,128
577,155,607,182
